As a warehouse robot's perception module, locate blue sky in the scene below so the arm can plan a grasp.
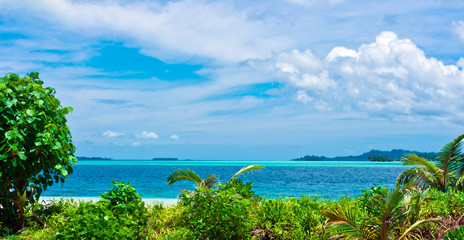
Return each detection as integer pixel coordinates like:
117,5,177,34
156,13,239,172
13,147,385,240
1,0,464,160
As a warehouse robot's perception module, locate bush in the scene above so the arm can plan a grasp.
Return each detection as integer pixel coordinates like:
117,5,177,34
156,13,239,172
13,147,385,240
55,181,148,239
421,188,464,217
255,196,328,239
0,72,76,232
180,184,252,239
222,178,257,199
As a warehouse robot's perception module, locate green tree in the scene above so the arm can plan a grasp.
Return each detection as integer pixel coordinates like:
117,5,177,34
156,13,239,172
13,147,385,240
0,72,76,231
368,155,393,162
396,134,464,192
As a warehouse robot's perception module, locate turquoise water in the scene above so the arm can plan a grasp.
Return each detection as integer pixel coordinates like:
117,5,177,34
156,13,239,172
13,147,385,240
43,160,409,199
77,160,405,167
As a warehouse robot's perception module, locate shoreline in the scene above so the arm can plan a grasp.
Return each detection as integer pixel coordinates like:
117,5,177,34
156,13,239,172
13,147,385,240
39,196,179,206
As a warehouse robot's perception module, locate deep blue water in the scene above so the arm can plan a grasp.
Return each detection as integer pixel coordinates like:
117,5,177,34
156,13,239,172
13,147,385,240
42,160,409,199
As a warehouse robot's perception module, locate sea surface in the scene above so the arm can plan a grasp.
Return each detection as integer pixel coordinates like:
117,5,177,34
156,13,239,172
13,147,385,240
42,160,410,200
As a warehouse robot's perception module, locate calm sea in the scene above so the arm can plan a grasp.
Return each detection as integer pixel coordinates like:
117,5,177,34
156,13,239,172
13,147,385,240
42,160,410,199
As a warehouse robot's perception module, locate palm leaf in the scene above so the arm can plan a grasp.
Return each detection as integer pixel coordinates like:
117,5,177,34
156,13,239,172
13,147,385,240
397,218,440,240
228,165,265,183
321,198,367,239
378,187,406,240
401,154,439,175
396,167,440,190
438,134,464,186
199,174,218,188
167,168,203,186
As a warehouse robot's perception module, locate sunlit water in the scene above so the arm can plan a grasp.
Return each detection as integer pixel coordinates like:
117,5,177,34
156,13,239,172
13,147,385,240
43,160,409,199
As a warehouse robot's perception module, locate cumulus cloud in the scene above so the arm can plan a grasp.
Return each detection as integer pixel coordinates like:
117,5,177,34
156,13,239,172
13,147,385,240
102,130,125,137
169,134,180,141
136,131,159,139
254,31,464,124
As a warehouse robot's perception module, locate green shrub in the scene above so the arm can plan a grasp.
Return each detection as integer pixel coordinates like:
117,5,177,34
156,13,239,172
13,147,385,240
421,188,464,217
180,184,252,239
55,201,137,240
254,196,328,239
54,181,149,239
445,226,464,240
222,178,257,199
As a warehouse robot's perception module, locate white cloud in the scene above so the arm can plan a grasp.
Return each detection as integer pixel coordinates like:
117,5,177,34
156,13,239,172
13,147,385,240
453,21,464,44
458,58,464,68
136,131,159,139
254,31,464,124
102,130,125,137
286,0,346,7
131,142,141,147
3,0,291,63
169,134,180,141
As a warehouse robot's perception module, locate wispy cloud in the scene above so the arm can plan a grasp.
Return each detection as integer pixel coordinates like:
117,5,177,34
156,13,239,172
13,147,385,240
136,131,159,139
453,21,464,44
1,0,291,63
102,130,125,137
169,134,180,141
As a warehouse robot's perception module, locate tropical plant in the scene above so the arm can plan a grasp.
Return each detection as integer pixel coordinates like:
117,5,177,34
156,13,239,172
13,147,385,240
56,182,149,239
179,184,252,239
444,226,464,240
0,72,76,232
321,186,438,240
167,165,264,188
396,134,464,192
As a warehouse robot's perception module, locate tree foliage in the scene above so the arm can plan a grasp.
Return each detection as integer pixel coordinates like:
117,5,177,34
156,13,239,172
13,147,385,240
0,72,76,230
396,134,464,192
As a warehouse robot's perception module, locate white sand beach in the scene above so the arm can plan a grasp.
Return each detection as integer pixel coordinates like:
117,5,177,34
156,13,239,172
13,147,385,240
39,196,179,206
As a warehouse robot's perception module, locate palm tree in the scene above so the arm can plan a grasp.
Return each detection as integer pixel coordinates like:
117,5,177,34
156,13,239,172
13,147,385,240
321,186,437,240
396,134,464,192
167,165,264,188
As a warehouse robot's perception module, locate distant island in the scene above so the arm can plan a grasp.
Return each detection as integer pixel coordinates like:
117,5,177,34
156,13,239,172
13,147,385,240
77,156,112,160
292,149,439,162
152,158,178,161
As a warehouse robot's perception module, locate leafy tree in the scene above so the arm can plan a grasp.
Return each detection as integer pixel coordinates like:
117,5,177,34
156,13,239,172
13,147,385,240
0,72,76,231
396,134,464,192
368,155,393,162
167,165,264,188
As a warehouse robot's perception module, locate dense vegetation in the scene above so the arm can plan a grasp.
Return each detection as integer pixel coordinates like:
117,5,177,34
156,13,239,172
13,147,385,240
2,72,464,239
294,149,439,161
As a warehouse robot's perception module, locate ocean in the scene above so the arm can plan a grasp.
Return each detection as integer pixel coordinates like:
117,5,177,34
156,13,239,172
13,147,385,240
42,160,410,200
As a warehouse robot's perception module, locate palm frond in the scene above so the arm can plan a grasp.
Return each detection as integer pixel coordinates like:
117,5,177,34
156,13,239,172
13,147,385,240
401,154,439,174
438,134,464,173
167,168,203,186
379,187,406,240
321,198,366,239
396,167,442,190
397,218,440,240
199,174,218,188
228,165,265,183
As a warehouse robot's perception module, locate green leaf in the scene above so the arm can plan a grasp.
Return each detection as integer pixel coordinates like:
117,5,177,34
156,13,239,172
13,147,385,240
18,151,27,160
60,168,68,177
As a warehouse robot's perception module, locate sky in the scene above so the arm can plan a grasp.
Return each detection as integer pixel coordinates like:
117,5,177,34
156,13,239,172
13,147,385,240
0,0,463,160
